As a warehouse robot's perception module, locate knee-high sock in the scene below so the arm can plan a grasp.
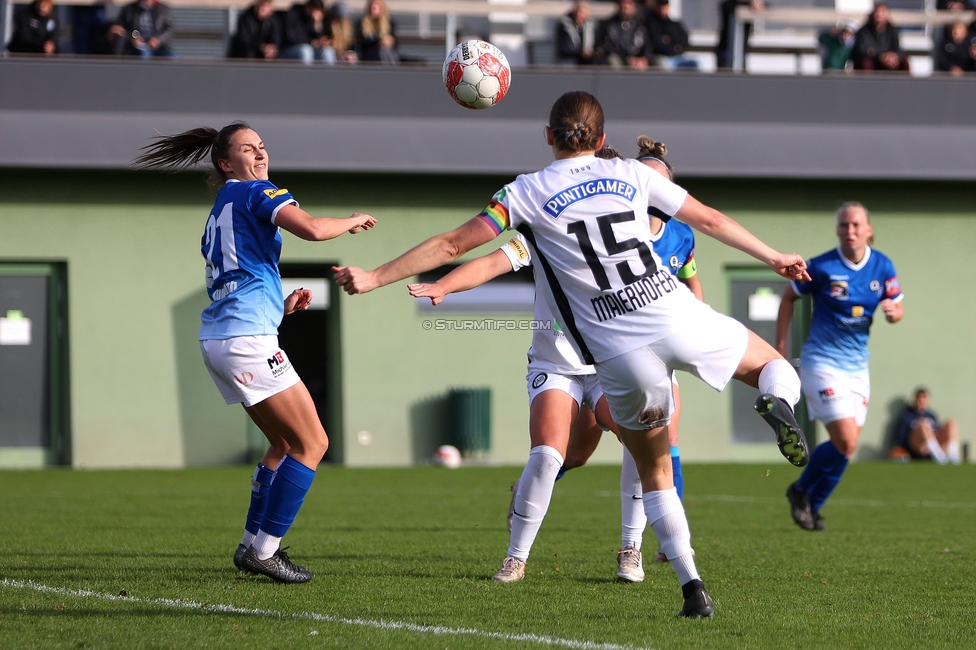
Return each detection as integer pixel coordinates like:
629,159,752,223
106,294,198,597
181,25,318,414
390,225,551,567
759,358,800,407
508,445,563,561
645,488,699,586
620,446,646,550
946,440,961,465
242,463,276,547
670,446,684,500
254,455,315,560
797,441,848,512
927,438,949,465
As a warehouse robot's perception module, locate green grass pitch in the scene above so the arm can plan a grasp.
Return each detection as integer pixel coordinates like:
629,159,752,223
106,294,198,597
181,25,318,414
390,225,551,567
1,462,974,649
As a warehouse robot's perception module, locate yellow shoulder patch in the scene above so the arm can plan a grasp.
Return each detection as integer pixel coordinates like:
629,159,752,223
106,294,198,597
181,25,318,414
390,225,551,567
263,188,289,199
507,237,529,261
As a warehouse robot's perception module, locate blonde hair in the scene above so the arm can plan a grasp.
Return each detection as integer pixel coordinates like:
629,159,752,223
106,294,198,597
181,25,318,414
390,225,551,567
360,0,392,39
836,201,874,245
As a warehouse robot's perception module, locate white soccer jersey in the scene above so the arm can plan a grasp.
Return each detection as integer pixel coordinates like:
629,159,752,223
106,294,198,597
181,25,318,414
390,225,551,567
478,154,697,364
499,233,593,376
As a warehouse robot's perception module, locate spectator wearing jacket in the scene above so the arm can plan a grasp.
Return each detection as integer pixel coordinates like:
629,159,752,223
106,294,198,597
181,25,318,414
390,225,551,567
355,0,398,63
229,0,283,60
556,1,598,65
109,0,174,57
936,21,976,75
599,0,651,69
646,0,697,70
281,0,336,64
853,3,908,72
7,0,58,54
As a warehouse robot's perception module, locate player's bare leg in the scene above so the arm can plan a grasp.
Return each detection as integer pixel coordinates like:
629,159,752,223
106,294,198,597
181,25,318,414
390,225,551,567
618,424,711,617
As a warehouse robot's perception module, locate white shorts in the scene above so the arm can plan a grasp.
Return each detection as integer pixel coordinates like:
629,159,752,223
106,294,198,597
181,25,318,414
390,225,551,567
800,365,870,427
595,304,748,431
526,369,604,413
200,335,301,407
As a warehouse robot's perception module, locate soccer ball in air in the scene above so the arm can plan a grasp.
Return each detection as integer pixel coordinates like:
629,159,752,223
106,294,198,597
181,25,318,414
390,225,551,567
433,444,462,469
443,40,511,110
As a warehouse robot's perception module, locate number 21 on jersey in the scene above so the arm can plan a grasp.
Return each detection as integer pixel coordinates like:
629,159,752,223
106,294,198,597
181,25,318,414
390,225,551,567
203,202,239,287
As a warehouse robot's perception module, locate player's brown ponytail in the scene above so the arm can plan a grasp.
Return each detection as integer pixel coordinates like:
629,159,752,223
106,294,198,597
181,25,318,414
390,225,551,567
548,91,604,154
133,121,252,192
636,135,674,180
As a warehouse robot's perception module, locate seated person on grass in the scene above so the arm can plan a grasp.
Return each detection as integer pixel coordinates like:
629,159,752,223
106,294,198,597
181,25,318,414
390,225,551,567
894,387,962,464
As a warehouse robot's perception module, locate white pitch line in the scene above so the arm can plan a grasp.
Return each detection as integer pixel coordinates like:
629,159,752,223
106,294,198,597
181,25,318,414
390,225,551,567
0,579,652,650
595,492,976,510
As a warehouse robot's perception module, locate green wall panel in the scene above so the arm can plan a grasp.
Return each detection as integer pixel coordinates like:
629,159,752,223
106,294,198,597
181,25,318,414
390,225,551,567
0,171,972,467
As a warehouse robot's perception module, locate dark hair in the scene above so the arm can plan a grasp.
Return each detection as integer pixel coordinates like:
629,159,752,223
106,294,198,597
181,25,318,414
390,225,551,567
914,387,929,399
595,144,621,160
306,0,325,10
133,121,253,192
636,135,674,180
548,91,604,153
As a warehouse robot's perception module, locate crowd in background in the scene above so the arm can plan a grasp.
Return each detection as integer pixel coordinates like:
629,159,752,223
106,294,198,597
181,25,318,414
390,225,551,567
6,0,976,74
4,0,400,63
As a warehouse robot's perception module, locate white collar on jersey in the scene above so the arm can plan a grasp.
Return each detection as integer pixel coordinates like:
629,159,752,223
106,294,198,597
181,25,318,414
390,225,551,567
224,179,242,184
836,245,872,271
549,154,597,168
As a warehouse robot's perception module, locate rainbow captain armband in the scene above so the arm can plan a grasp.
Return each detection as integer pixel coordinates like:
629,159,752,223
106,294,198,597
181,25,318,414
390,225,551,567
677,256,697,280
477,199,509,235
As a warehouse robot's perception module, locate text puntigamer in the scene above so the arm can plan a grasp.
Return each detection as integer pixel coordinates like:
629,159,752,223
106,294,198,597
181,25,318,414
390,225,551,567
543,179,637,219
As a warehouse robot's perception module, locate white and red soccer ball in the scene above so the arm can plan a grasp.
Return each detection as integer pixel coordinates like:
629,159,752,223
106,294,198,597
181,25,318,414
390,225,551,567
443,40,512,110
433,444,462,469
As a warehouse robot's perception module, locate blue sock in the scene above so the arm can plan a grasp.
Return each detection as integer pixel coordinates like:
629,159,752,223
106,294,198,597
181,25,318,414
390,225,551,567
555,464,568,481
245,463,276,536
670,447,683,500
808,450,849,512
795,441,844,494
260,455,316,538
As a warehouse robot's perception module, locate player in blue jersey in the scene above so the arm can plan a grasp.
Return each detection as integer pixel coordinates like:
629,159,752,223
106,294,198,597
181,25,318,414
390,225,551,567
776,201,903,531
135,122,376,582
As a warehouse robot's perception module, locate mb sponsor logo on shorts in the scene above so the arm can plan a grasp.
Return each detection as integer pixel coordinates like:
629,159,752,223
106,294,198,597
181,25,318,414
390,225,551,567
531,373,548,389
267,350,292,379
818,387,837,402
590,270,679,323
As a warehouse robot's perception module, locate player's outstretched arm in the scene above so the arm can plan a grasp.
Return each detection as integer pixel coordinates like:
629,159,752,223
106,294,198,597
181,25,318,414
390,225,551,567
333,216,497,295
408,249,514,306
775,284,800,357
275,205,377,242
676,196,810,282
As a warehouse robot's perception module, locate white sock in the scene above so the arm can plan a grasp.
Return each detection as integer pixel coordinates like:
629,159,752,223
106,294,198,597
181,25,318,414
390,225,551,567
620,446,646,550
241,531,256,548
645,488,699,585
926,438,949,465
252,530,282,561
947,440,962,465
508,445,564,561
759,358,800,407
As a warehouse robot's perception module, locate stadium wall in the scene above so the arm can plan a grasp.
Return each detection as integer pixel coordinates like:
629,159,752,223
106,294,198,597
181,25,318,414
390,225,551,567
0,169,972,468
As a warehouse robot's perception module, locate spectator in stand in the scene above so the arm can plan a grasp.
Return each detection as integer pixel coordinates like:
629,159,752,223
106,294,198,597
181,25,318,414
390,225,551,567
715,0,764,69
281,0,336,64
599,0,651,70
356,0,398,64
894,388,962,464
71,3,115,55
108,0,174,58
646,0,697,70
853,3,908,72
556,1,598,65
6,0,58,55
229,0,283,60
329,2,358,62
936,21,976,75
818,20,856,71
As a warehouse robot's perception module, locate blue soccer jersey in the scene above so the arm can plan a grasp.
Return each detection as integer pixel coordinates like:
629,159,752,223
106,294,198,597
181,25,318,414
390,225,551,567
793,246,902,373
199,179,298,340
651,218,696,280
